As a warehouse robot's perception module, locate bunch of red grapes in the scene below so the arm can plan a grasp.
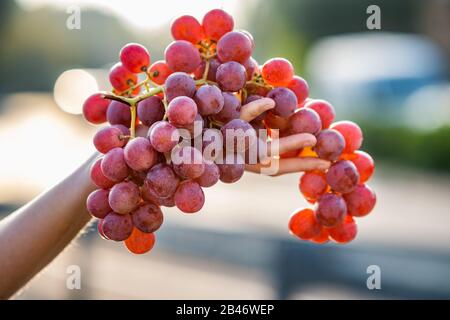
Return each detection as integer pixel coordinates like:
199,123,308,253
82,9,376,254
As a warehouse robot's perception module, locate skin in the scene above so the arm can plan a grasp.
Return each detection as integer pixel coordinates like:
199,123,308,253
0,98,329,299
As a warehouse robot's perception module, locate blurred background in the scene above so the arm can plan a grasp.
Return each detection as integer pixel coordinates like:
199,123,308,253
1,0,450,299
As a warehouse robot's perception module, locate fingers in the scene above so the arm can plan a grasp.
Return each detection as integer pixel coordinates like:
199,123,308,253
245,157,330,176
274,157,330,175
267,133,316,157
240,98,275,122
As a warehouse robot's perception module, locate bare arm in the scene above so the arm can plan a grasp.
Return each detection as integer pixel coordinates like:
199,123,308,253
0,153,97,299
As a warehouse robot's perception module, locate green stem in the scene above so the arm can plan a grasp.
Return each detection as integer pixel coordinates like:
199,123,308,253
130,104,137,138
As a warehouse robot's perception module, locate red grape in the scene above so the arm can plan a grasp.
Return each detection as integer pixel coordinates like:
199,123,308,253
106,100,131,127
124,228,156,254
221,118,257,153
262,58,294,86
102,212,133,241
216,61,246,92
171,15,204,44
299,170,328,202
137,96,164,127
86,189,111,219
165,72,196,102
172,146,205,179
288,208,321,240
217,153,245,183
242,57,258,81
101,148,129,182
343,184,376,217
202,9,234,41
148,121,180,153
212,92,241,124
167,96,198,126
343,151,375,183
289,108,322,135
131,203,163,233
287,76,309,105
305,99,335,129
315,193,347,227
195,161,220,188
148,60,173,85
194,84,224,115
109,62,137,92
83,93,110,124
217,31,253,63
326,160,359,194
108,181,141,214
310,227,330,244
174,180,205,213
90,158,115,189
165,40,201,73
145,163,180,198
267,87,297,118
119,43,150,73
314,129,345,161
329,215,357,244
330,121,363,154
124,137,158,171
93,126,127,154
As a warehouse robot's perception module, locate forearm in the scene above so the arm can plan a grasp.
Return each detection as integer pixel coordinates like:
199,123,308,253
0,153,97,299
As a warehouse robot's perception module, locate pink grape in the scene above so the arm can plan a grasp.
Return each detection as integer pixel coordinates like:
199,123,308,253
288,108,322,135
93,126,127,154
145,163,180,198
326,160,360,194
109,62,137,92
242,57,258,81
306,99,335,129
101,148,129,182
102,212,133,241
170,15,204,44
202,9,234,41
119,43,150,73
124,137,158,171
330,121,363,154
165,40,201,73
167,96,198,126
137,96,164,127
314,129,345,161
287,76,309,105
108,181,141,214
131,203,163,233
217,31,253,63
106,100,131,127
90,158,115,189
216,61,246,92
86,189,111,219
165,72,196,102
194,84,224,116
262,58,294,87
267,87,297,118
195,161,220,188
344,184,376,217
148,60,173,85
83,93,110,124
148,121,180,153
174,180,205,213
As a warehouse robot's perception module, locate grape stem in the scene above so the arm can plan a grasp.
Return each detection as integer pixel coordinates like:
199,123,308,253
130,104,137,138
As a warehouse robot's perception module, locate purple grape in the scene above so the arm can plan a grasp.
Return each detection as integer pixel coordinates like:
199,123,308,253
212,92,241,123
107,100,131,127
167,96,198,126
216,61,246,92
102,212,133,241
124,137,158,171
86,189,111,219
194,84,224,115
315,129,345,161
108,181,141,214
148,121,180,153
165,72,196,102
326,160,359,194
217,153,245,183
137,96,165,127
131,203,163,233
195,161,220,187
289,108,322,135
221,118,257,153
174,180,205,213
267,87,297,118
101,147,129,182
172,146,205,179
145,163,180,198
